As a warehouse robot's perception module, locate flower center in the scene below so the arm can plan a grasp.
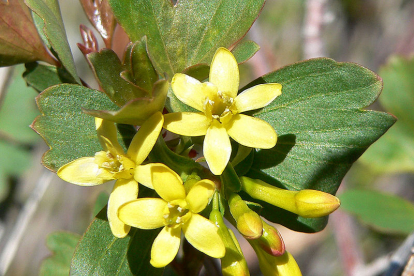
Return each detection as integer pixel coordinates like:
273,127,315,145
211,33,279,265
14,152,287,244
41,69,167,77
94,151,135,179
163,199,191,228
204,91,235,124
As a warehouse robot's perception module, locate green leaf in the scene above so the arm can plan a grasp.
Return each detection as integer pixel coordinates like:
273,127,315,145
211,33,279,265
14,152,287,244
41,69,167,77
339,189,414,234
23,62,77,92
0,0,55,66
360,55,414,173
86,49,148,106
71,207,163,276
243,58,395,232
40,231,81,276
25,0,80,83
108,0,265,79
32,84,120,172
231,40,260,64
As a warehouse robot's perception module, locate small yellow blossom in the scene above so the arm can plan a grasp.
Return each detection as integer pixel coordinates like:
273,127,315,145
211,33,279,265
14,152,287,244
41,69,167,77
57,112,164,238
164,47,282,175
118,164,225,267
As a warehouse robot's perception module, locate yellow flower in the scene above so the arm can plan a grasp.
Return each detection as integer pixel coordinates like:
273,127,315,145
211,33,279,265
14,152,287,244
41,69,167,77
164,47,282,175
118,164,225,268
57,112,164,238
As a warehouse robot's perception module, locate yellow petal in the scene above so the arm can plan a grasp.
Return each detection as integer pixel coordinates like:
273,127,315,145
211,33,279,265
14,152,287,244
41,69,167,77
209,47,239,98
127,111,163,165
151,164,186,202
171,73,218,111
118,198,166,229
134,163,157,189
95,118,124,155
107,179,138,238
204,120,231,175
182,214,225,258
233,83,282,113
163,112,210,136
226,114,277,149
150,226,181,268
186,179,216,213
57,156,114,186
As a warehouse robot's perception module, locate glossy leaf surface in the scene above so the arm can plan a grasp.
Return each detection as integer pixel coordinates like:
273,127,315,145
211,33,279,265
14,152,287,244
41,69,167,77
108,0,265,79
242,58,395,232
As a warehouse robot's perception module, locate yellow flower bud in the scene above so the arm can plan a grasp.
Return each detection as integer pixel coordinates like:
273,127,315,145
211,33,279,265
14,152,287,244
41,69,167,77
210,209,250,276
240,177,340,218
228,193,263,239
295,189,340,217
250,240,302,276
258,220,285,256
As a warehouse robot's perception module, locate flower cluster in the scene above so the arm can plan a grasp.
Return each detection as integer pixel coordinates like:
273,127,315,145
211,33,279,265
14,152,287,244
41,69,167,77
57,48,340,275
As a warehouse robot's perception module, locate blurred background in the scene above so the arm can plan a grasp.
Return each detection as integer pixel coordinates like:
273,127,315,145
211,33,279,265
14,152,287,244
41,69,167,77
1,0,414,275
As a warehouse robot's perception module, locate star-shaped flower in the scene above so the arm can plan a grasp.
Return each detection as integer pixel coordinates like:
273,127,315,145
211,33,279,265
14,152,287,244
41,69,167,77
118,164,225,267
57,112,163,238
164,47,282,175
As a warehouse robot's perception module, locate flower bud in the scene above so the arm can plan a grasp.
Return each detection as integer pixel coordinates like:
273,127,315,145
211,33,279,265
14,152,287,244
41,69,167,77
228,193,263,239
294,189,340,217
250,241,302,276
258,220,285,256
210,209,250,276
240,177,340,218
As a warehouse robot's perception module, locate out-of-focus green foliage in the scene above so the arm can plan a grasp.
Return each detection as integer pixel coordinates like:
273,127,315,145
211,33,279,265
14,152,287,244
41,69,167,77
39,232,81,276
340,189,414,234
361,55,414,173
0,65,39,200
